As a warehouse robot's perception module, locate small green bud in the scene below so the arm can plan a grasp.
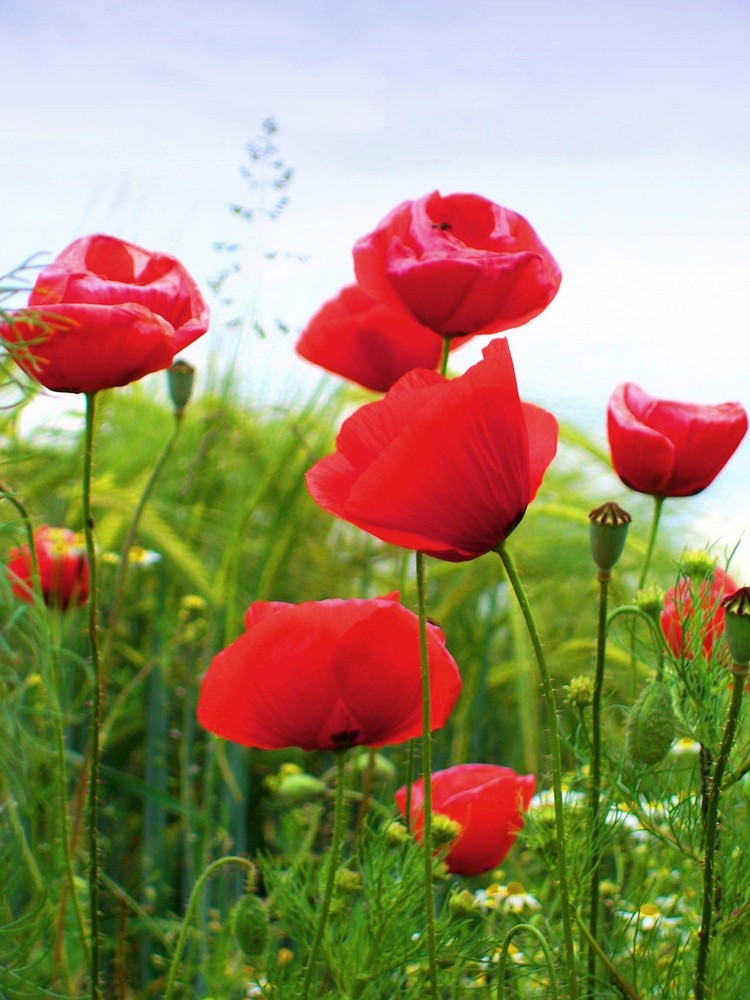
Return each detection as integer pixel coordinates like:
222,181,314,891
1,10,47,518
635,585,666,619
231,894,269,957
447,889,479,918
275,773,326,804
431,812,462,848
589,502,631,572
384,821,410,847
626,680,676,765
335,868,362,893
351,750,397,784
681,549,717,583
722,587,750,666
565,675,595,709
167,358,196,415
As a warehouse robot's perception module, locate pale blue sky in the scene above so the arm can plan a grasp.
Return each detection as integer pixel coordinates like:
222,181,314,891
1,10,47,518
2,0,748,563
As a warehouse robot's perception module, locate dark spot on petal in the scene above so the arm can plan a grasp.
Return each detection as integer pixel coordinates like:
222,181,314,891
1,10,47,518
432,222,452,231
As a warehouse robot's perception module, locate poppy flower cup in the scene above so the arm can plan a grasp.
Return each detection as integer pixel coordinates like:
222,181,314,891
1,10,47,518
7,525,89,609
306,338,558,562
395,764,536,876
295,283,470,393
352,191,561,339
1,234,210,393
196,595,462,752
607,384,748,498
661,567,738,661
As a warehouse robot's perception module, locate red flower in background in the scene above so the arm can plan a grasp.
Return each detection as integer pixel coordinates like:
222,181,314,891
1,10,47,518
7,525,89,609
607,384,747,497
306,338,558,562
295,283,470,393
395,764,535,876
1,234,210,393
353,191,561,339
197,594,461,752
661,567,738,660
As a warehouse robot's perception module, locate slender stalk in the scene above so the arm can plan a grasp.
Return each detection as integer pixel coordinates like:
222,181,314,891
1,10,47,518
637,495,665,591
82,391,103,1000
497,924,559,1000
415,550,439,1000
102,410,184,673
438,337,451,376
587,568,610,995
300,750,348,999
694,661,749,999
163,856,255,1000
495,543,578,1000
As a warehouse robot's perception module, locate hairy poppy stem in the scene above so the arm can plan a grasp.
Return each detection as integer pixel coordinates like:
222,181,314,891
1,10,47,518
163,856,255,1000
102,409,184,679
637,495,665,592
415,550,440,1000
694,660,749,999
300,750,348,999
587,568,610,996
496,543,579,1000
83,391,103,1000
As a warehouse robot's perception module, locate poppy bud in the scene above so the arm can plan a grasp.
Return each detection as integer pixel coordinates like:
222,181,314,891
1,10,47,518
589,502,631,573
230,894,269,957
722,587,750,666
626,681,676,765
275,773,326,805
167,358,195,415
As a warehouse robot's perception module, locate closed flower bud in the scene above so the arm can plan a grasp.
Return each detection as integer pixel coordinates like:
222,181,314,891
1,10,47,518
589,502,631,572
167,358,196,414
626,681,676,765
231,894,269,957
351,750,397,784
565,675,595,709
334,868,362,894
275,773,326,804
447,889,479,919
635,585,665,620
681,549,717,583
431,812,463,848
722,587,750,666
384,821,411,847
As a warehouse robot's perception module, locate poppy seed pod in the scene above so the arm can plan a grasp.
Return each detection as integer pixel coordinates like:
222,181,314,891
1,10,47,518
722,587,750,666
588,502,631,572
167,358,196,414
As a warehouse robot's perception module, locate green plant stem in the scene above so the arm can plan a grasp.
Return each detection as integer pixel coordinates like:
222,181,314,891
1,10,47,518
415,550,439,1000
439,337,451,376
82,391,103,1000
587,569,610,996
495,543,578,1000
497,923,559,1000
163,856,255,1000
637,495,665,592
0,482,40,592
693,660,749,1000
300,750,348,1000
102,410,184,676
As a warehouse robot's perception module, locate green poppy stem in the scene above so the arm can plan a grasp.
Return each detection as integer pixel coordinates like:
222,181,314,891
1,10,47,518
694,660,749,999
495,543,578,1000
439,336,451,376
587,568,610,995
637,495,665,592
163,856,255,1000
415,550,440,1000
101,409,184,677
300,749,349,999
82,391,102,1000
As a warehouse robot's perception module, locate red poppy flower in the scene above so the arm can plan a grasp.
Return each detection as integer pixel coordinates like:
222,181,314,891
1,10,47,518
395,764,535,876
196,594,461,752
1,234,210,393
7,525,89,609
352,191,561,339
306,338,558,562
607,384,748,497
661,567,738,660
295,283,470,393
